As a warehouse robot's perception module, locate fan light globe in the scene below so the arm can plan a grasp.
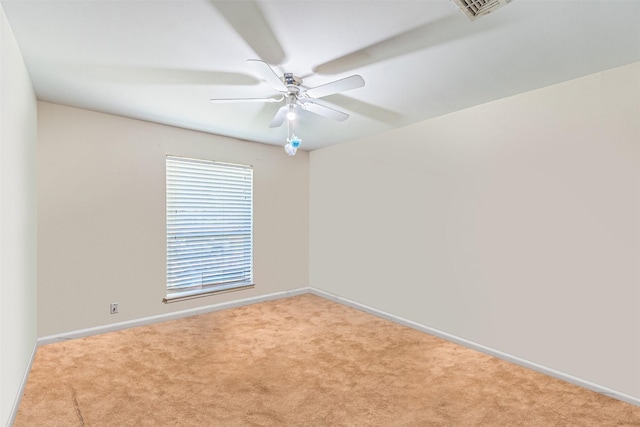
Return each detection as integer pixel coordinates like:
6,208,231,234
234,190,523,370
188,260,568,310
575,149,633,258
286,104,296,121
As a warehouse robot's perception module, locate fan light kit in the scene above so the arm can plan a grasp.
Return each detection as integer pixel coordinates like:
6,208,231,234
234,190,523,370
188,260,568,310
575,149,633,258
286,103,296,121
211,59,365,156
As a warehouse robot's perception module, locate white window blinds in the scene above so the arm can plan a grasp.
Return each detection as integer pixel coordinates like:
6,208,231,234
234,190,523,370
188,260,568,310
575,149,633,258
166,156,253,301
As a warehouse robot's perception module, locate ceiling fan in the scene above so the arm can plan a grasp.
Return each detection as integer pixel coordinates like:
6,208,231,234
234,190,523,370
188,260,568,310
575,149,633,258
210,59,365,128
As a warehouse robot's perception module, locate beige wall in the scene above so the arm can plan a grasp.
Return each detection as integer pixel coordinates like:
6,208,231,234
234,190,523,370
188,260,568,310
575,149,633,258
310,62,640,399
37,102,309,337
0,5,38,425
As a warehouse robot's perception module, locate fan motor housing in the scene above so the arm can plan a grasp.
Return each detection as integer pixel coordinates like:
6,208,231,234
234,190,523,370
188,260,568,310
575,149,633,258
283,73,302,87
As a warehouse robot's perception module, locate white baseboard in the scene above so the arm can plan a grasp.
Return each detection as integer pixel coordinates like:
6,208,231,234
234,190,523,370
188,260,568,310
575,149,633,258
309,287,640,408
38,287,310,346
8,340,38,427
33,285,639,408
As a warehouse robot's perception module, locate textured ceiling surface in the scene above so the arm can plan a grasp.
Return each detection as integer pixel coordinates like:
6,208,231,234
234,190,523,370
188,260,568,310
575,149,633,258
2,0,639,150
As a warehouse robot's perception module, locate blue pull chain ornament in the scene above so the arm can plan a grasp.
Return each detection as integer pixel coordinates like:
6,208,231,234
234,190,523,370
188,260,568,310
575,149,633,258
284,134,301,156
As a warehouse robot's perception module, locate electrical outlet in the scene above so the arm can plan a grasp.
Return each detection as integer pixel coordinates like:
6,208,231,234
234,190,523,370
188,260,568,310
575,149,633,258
110,303,119,314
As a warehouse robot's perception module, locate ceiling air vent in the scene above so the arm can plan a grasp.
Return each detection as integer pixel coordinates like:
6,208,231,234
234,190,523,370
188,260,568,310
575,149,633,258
451,0,512,21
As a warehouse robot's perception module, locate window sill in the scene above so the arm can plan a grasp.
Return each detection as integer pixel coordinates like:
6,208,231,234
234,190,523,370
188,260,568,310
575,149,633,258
162,283,255,303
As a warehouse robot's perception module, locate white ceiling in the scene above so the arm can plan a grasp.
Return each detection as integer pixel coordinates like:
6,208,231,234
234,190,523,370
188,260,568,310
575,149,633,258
2,0,639,151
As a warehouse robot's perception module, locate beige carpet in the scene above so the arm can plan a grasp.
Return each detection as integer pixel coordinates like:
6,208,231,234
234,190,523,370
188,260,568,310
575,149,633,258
16,294,640,426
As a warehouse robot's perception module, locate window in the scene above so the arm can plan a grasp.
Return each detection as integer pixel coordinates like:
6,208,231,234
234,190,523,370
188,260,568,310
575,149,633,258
164,156,253,302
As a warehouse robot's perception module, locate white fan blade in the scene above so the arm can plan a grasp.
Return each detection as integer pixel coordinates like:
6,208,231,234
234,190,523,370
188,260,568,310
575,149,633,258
247,59,287,92
299,99,349,122
269,105,288,128
304,75,365,99
210,96,283,103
